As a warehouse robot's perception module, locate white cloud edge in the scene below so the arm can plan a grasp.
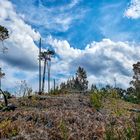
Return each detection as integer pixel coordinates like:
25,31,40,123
124,0,140,19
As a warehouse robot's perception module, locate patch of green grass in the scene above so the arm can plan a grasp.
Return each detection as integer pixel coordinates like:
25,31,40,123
105,125,116,140
49,89,61,95
124,126,133,140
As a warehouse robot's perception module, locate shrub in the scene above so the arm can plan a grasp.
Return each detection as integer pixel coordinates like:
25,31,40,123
49,87,61,95
109,89,120,99
124,94,140,104
90,92,103,109
124,126,133,140
59,119,68,140
0,120,19,138
136,114,140,140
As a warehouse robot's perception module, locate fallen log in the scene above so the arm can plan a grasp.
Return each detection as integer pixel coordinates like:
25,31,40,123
128,108,140,113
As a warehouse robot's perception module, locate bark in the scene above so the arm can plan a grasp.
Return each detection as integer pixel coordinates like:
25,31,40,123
0,89,8,106
42,59,47,93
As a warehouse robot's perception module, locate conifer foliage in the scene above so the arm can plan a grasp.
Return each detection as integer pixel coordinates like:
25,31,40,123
60,67,88,91
0,25,9,41
75,66,88,91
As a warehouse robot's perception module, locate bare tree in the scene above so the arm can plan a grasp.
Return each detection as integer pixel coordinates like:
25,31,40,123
40,51,50,93
38,38,42,94
40,49,55,93
47,49,55,93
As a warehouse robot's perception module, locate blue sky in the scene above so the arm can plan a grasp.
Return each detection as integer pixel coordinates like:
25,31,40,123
0,0,140,93
11,0,140,47
11,0,140,45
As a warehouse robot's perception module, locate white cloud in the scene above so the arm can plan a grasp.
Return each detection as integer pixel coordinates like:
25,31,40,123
124,0,140,19
47,36,82,60
47,37,140,89
0,0,40,69
0,0,41,92
74,39,140,88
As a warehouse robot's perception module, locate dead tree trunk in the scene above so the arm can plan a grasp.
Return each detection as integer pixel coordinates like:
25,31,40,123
42,59,47,93
47,62,50,93
0,89,8,106
39,38,42,95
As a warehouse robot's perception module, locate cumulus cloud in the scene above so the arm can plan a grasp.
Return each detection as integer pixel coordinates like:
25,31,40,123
47,37,140,88
0,0,40,70
0,0,41,91
124,0,140,19
71,39,140,88
47,36,82,60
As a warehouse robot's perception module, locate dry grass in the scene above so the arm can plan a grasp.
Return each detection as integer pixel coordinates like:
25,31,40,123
0,94,139,140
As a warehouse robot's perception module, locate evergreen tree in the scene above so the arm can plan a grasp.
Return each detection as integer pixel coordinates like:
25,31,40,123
60,82,66,90
91,84,97,92
75,66,88,91
59,67,88,92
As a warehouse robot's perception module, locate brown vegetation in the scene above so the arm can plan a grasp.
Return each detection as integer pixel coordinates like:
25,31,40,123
0,94,140,140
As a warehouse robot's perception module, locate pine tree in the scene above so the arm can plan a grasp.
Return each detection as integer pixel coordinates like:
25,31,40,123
91,84,97,92
59,67,88,92
75,67,88,91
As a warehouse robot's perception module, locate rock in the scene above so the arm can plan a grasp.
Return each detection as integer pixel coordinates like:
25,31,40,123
45,120,54,128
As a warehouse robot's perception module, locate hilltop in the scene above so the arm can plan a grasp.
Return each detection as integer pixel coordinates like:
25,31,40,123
0,93,140,140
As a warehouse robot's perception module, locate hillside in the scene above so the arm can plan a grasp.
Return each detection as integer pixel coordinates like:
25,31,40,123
0,94,140,140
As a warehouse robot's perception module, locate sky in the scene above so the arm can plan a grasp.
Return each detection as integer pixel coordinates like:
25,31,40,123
0,0,140,93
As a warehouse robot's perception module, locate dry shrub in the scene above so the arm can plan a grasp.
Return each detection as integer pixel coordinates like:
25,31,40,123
0,120,19,138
